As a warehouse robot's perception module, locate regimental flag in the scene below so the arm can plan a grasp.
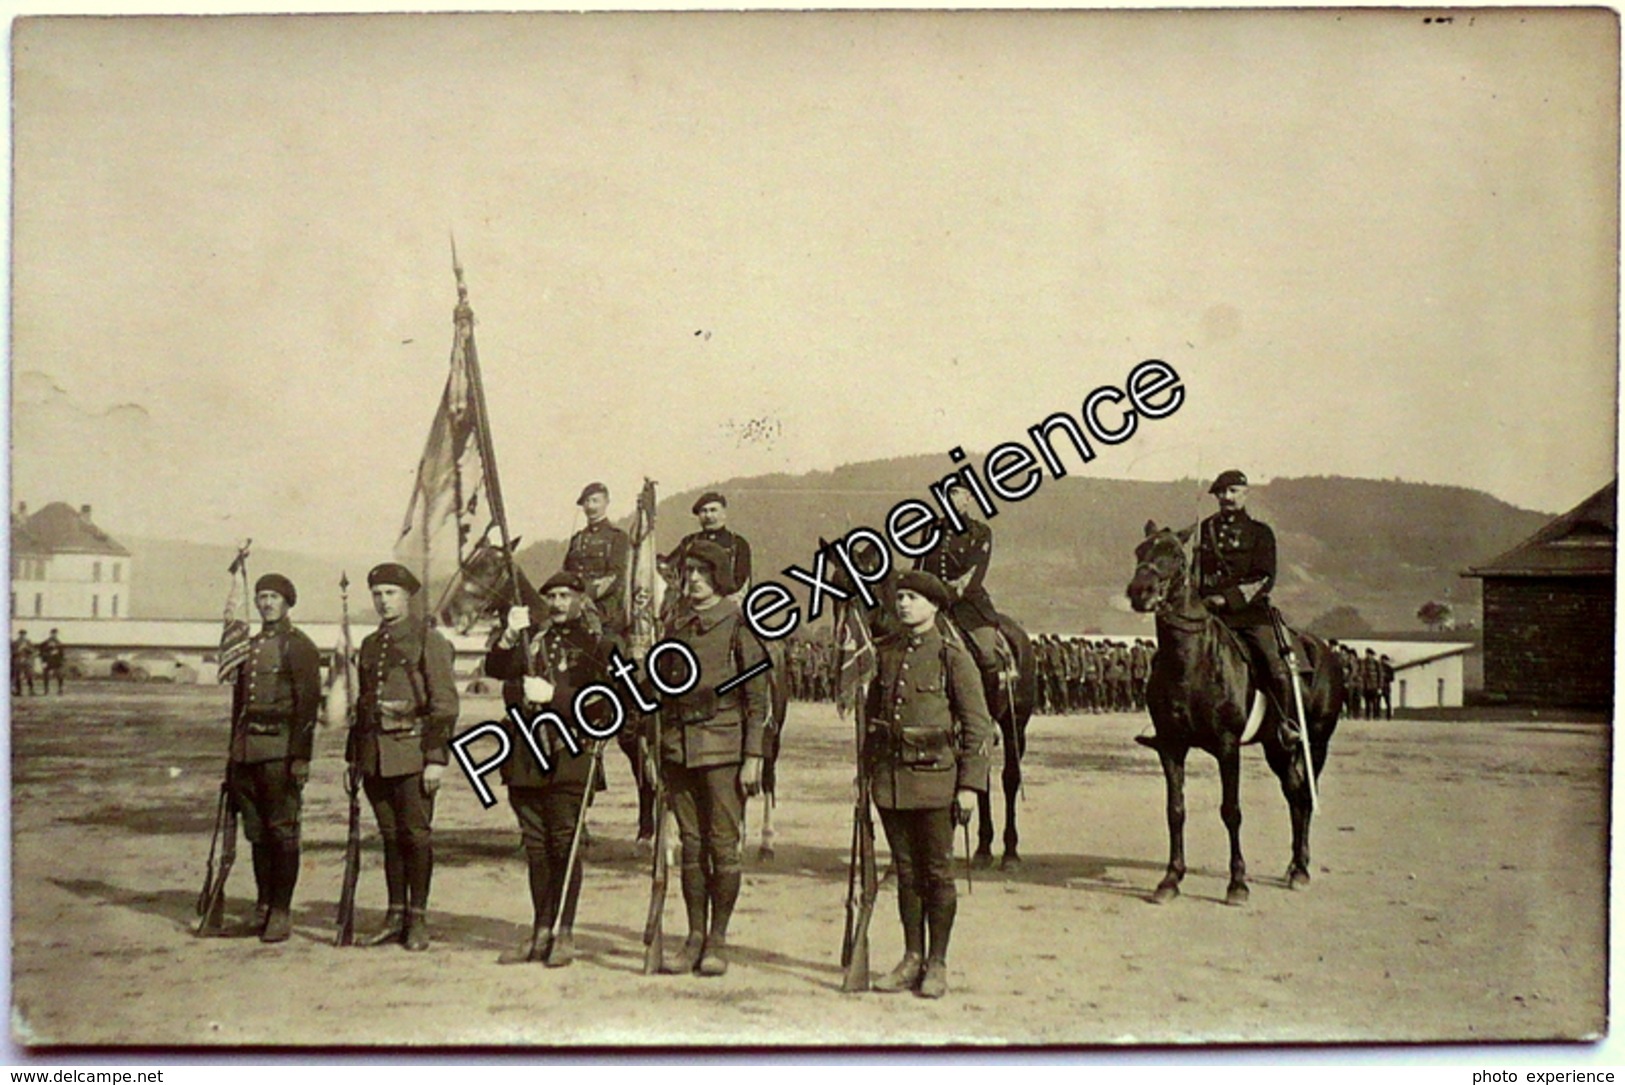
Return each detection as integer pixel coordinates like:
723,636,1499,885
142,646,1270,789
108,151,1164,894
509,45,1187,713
835,600,877,718
217,543,252,684
624,479,661,663
394,257,511,634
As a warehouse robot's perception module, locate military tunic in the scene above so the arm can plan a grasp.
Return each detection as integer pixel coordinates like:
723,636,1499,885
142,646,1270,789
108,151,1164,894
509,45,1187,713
864,626,993,810
228,618,322,847
349,618,459,778
564,518,631,630
914,519,997,631
484,617,619,790
1195,509,1277,630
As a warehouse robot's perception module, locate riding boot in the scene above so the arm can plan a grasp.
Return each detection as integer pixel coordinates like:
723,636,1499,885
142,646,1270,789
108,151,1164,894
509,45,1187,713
404,835,433,919
873,884,926,993
924,885,957,971
546,855,584,968
662,862,708,974
363,907,407,947
403,907,431,952
260,840,299,943
699,868,741,976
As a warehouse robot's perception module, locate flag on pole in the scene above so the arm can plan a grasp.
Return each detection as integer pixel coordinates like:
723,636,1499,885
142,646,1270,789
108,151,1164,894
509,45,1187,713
217,542,252,684
394,254,510,633
624,479,661,663
835,600,877,718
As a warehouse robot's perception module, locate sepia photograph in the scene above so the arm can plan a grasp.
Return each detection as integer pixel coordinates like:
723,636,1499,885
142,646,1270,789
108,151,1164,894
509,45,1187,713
5,5,1618,1052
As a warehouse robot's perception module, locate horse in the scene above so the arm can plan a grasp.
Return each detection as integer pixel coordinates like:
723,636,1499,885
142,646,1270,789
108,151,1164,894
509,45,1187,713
1125,521,1343,904
828,540,1038,870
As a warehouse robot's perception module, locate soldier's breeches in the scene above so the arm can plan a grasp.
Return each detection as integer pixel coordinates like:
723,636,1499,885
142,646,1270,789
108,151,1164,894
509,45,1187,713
878,806,956,960
364,773,436,909
229,760,302,847
510,786,586,931
667,762,744,938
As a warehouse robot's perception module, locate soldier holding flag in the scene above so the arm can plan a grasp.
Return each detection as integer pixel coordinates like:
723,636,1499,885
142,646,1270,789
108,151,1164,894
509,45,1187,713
349,562,460,951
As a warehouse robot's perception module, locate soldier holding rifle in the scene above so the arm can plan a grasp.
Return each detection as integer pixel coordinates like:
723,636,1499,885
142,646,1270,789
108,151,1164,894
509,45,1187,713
862,571,992,999
349,562,459,952
222,573,321,943
484,571,620,967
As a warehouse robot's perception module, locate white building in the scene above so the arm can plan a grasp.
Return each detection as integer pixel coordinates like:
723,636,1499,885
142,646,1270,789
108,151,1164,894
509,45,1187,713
11,502,131,621
1341,639,1475,709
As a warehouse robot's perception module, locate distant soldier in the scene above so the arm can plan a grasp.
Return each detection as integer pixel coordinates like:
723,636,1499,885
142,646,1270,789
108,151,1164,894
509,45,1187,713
1380,654,1396,719
672,492,753,605
863,571,992,999
1338,645,1361,719
1130,640,1152,710
1362,649,1384,720
647,541,769,977
484,571,620,966
1082,641,1102,713
39,629,66,695
224,574,322,942
914,487,1003,710
11,631,36,696
1195,469,1297,744
349,563,460,951
563,482,631,636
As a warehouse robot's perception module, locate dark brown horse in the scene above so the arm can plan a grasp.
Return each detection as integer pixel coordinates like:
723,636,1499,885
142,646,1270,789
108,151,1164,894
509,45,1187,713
1125,521,1342,905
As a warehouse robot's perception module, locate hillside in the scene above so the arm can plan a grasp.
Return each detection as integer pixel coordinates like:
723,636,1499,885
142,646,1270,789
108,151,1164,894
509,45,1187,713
121,465,1554,634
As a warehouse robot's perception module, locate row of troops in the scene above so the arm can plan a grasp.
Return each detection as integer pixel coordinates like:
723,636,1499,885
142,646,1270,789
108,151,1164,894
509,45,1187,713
10,628,67,696
1330,641,1396,721
212,482,993,999
1032,636,1154,715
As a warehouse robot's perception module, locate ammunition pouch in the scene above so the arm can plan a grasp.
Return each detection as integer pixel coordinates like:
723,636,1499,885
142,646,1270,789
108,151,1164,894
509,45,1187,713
869,724,954,769
671,688,719,726
241,710,288,737
376,699,423,736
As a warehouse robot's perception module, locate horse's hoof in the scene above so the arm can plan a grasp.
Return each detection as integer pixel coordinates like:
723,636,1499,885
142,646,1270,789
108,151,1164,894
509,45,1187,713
1150,884,1180,904
1287,867,1311,890
1133,734,1162,751
972,851,995,870
757,845,775,863
1225,884,1250,907
999,853,1023,872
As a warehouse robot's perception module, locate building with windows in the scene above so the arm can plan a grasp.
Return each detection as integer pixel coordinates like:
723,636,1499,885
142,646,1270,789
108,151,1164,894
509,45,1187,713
10,502,131,620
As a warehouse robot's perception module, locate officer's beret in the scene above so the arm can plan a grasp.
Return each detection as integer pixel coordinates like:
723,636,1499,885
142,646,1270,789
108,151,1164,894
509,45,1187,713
254,573,297,606
896,570,952,611
683,540,737,596
691,491,727,515
1209,469,1249,494
539,570,585,594
576,481,608,506
367,562,421,594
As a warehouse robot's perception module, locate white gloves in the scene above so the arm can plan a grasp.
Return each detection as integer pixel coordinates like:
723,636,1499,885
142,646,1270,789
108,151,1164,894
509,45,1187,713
523,676,555,704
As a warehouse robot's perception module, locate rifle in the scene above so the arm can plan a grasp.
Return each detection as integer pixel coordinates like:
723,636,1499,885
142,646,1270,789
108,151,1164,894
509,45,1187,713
195,779,238,934
333,572,363,945
840,651,879,992
641,718,670,974
196,540,251,936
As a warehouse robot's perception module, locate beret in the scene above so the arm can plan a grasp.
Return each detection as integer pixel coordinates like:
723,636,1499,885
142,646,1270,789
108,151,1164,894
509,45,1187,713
577,481,608,506
896,570,952,611
691,491,727,515
1209,469,1249,495
683,540,737,596
254,573,297,606
539,570,586,594
367,562,422,594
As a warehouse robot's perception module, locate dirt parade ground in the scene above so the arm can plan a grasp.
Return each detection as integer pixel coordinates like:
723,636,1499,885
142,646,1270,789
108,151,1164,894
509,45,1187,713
8,683,1610,1048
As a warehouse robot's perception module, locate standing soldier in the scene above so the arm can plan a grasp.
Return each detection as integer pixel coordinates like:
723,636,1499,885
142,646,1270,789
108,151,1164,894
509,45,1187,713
12,631,36,696
224,573,322,942
1130,640,1152,711
672,492,753,605
1362,649,1384,720
914,487,1003,711
39,629,66,695
1380,654,1396,719
1195,469,1298,744
863,571,992,999
564,482,631,637
647,540,769,977
349,563,460,952
1082,640,1102,713
484,571,619,967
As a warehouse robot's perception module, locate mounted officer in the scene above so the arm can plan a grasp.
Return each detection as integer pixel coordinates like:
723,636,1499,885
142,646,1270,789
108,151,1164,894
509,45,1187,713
1195,469,1297,744
564,482,631,636
863,570,992,999
647,540,769,977
225,573,322,942
914,487,1004,712
484,570,620,967
672,492,753,605
349,562,460,951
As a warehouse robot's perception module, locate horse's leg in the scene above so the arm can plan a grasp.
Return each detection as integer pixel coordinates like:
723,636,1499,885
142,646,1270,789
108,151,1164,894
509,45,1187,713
1265,736,1311,888
1151,744,1188,903
999,711,1023,869
1219,745,1249,905
974,787,996,869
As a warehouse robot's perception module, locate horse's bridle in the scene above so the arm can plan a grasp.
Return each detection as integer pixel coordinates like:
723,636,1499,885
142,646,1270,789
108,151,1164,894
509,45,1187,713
1137,531,1209,634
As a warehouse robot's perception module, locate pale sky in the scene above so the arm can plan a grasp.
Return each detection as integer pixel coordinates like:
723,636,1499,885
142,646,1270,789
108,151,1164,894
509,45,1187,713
9,8,1619,556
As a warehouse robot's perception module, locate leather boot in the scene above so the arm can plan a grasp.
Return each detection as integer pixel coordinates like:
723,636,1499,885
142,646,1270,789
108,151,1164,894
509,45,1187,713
917,959,949,999
662,934,704,975
545,929,576,968
364,907,406,947
697,936,728,977
403,908,431,952
872,953,924,994
260,907,292,943
499,924,550,965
